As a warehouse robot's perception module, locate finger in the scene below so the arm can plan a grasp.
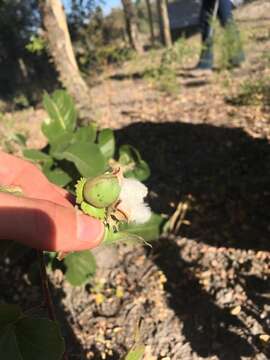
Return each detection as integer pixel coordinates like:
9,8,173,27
50,184,69,197
0,151,73,208
50,184,76,205
0,151,28,184
0,193,104,252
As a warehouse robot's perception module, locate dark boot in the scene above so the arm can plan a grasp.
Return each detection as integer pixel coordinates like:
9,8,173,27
197,40,214,70
196,0,216,70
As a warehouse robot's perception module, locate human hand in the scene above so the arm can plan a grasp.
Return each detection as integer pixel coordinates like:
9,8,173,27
0,151,104,251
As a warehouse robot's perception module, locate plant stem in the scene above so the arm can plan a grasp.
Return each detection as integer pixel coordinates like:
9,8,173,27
38,250,56,321
37,251,69,360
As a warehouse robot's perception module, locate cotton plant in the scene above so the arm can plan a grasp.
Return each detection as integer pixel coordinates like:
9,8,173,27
75,166,151,244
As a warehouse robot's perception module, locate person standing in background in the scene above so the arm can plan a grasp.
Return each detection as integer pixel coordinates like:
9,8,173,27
197,0,245,70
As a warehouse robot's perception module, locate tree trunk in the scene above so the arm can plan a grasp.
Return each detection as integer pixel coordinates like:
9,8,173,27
121,0,144,54
157,0,172,47
145,0,155,45
40,0,93,120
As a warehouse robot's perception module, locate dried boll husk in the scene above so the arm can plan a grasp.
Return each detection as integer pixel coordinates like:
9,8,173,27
83,174,121,208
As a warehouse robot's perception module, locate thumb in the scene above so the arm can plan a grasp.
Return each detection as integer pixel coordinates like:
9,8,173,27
0,193,104,252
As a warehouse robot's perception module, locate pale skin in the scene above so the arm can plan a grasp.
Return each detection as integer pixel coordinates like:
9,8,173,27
0,151,104,251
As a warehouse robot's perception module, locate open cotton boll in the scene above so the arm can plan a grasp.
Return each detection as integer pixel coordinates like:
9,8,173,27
130,203,152,224
120,178,148,205
119,178,151,224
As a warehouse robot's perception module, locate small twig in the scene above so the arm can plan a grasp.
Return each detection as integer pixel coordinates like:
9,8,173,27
109,158,136,173
38,250,56,321
168,195,193,234
37,251,69,360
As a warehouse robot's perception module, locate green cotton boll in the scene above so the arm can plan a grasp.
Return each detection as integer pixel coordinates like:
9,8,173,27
81,201,106,220
83,174,121,208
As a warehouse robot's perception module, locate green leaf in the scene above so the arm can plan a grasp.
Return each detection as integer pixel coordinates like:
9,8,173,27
0,305,65,360
126,160,150,181
119,145,142,165
102,229,145,246
42,90,76,142
118,145,150,181
98,128,115,159
74,124,97,143
125,345,145,360
50,125,98,160
44,90,77,132
15,317,65,360
23,149,53,170
42,122,62,145
64,251,96,286
119,213,164,241
0,304,22,328
62,142,107,178
118,144,136,165
0,327,23,360
49,132,73,159
11,133,27,147
43,168,72,187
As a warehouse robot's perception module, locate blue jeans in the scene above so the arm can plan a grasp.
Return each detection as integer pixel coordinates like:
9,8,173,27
201,0,232,42
198,0,244,69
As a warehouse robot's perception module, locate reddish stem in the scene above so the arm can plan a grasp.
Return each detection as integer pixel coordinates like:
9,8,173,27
38,250,56,321
38,251,68,360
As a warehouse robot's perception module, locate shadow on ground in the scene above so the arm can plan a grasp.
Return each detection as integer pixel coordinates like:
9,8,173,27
153,239,256,360
116,121,270,359
116,121,270,251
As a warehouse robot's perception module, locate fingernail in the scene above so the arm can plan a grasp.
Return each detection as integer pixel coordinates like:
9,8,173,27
77,213,104,248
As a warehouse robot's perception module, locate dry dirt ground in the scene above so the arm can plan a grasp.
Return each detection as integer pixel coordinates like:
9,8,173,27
1,1,270,359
